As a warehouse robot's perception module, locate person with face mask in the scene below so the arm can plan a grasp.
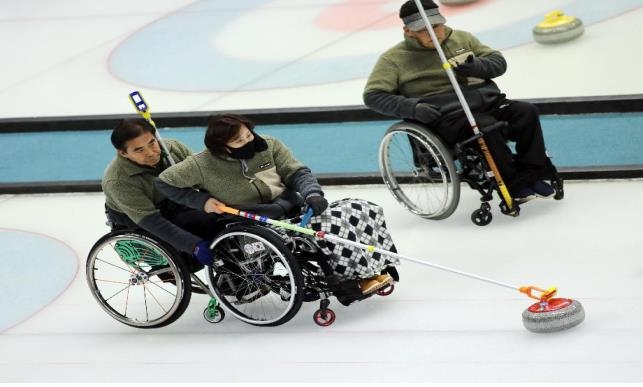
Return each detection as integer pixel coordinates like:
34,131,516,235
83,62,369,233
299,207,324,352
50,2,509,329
155,114,400,295
155,113,324,220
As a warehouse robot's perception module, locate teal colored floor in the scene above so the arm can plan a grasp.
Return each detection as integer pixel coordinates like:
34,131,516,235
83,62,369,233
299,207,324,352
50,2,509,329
1,112,642,183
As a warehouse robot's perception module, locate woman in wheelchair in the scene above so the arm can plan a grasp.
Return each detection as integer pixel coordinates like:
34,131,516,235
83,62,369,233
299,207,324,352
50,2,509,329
154,113,400,299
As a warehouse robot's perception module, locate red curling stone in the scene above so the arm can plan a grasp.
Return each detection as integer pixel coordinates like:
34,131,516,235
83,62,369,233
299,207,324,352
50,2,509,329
522,297,585,333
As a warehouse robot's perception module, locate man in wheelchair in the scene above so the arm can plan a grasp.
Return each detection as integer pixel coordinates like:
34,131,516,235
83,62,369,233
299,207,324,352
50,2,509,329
102,118,222,273
364,0,558,204
153,113,400,301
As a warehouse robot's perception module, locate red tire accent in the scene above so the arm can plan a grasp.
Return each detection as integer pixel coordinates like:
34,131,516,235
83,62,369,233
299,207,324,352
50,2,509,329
377,284,394,296
313,309,336,326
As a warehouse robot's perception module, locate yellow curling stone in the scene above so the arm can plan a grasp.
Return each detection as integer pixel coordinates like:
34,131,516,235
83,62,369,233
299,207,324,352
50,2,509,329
533,10,584,44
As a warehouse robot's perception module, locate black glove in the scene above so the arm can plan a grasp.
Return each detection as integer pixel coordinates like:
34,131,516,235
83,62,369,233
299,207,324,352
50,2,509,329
305,195,328,216
453,54,485,78
413,102,442,125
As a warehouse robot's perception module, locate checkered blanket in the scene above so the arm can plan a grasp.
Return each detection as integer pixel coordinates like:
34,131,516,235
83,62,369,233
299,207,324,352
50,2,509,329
289,198,400,281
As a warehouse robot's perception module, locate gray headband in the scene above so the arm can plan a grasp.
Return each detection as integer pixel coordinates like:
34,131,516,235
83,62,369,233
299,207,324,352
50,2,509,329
402,8,446,31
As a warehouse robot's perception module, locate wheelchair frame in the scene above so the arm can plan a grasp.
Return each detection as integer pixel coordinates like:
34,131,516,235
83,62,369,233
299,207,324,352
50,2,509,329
379,121,564,226
86,220,393,329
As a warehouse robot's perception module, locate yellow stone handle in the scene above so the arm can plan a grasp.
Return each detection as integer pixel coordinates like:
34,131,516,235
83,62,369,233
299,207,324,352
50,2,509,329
538,10,576,28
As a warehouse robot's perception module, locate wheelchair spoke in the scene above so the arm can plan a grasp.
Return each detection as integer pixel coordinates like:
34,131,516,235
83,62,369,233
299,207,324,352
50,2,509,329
95,255,135,274
101,283,133,302
143,284,170,314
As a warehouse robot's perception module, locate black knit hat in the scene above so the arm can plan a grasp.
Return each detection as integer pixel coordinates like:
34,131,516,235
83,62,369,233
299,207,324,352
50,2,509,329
399,0,446,30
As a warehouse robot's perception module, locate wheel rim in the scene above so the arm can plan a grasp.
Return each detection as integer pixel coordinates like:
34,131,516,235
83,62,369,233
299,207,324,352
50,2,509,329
314,309,335,326
87,235,186,328
377,284,394,296
204,307,225,323
208,231,299,326
379,126,459,219
472,210,492,226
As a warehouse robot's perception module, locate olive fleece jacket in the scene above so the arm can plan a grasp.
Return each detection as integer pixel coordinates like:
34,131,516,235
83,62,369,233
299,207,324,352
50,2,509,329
102,139,202,253
363,26,507,119
156,136,323,216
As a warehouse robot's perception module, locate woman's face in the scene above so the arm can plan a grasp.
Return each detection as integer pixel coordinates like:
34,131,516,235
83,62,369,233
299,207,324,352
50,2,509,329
225,124,254,149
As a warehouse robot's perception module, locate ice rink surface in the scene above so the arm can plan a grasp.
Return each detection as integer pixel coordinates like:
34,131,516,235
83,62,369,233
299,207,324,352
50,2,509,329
1,180,643,382
2,0,643,118
1,0,643,383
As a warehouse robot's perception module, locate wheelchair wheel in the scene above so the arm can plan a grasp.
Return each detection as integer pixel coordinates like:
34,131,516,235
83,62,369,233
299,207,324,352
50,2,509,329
379,121,460,219
206,224,304,327
86,231,192,329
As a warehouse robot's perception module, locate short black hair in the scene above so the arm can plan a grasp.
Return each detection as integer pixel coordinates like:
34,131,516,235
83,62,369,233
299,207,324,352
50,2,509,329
204,113,255,156
110,118,156,151
399,0,439,18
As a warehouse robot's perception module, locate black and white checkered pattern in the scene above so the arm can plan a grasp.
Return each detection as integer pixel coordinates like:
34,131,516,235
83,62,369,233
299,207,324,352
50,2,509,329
303,198,400,281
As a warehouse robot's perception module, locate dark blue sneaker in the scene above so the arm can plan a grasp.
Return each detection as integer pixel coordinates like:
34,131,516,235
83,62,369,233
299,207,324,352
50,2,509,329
512,186,537,204
532,180,555,198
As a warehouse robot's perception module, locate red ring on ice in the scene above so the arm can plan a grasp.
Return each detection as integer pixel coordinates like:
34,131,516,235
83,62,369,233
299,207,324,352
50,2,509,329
315,0,491,31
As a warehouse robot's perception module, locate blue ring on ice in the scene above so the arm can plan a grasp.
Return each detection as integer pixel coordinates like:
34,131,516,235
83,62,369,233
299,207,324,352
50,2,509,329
0,229,78,332
109,0,643,91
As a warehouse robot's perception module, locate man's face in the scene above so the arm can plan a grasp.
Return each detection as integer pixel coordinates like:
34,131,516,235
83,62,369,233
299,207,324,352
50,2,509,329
404,24,446,48
119,131,162,167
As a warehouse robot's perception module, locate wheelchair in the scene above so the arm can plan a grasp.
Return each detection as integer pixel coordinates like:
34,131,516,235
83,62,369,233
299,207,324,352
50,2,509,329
378,120,564,226
86,218,395,329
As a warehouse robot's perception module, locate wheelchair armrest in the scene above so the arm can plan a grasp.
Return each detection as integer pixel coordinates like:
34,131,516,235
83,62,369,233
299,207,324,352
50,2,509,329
455,121,508,152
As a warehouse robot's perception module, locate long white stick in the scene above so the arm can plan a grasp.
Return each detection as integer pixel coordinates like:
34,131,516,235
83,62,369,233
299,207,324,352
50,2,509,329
412,1,515,210
413,1,477,130
221,205,518,291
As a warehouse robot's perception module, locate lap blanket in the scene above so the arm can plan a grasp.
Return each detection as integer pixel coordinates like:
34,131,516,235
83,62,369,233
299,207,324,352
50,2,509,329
289,198,400,281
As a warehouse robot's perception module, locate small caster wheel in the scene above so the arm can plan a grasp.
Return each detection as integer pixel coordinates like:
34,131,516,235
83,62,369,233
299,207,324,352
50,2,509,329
203,306,225,323
377,284,395,296
471,209,492,226
313,308,336,326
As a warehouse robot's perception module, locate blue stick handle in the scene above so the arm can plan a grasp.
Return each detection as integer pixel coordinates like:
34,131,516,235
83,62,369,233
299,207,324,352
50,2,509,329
299,207,314,227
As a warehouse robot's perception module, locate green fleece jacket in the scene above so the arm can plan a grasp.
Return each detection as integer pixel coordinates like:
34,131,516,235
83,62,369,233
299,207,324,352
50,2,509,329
363,26,507,118
102,139,192,223
158,136,319,207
